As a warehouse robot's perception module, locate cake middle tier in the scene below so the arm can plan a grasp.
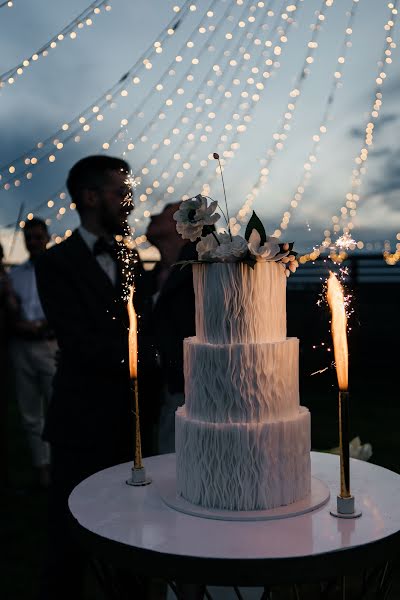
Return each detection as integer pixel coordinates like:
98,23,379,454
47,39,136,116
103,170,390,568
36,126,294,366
184,336,299,423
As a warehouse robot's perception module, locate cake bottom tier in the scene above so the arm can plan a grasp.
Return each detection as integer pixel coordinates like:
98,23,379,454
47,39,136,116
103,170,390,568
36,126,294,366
175,406,311,511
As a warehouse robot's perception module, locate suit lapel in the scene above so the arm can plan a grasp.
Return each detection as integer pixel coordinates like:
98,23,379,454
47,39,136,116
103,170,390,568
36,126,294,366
67,231,125,320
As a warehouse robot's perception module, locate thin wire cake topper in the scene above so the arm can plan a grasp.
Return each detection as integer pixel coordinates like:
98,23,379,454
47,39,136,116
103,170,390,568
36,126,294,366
173,153,298,276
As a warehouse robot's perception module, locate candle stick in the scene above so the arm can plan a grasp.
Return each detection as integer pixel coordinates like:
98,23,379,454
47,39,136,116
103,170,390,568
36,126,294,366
126,285,151,487
327,272,360,518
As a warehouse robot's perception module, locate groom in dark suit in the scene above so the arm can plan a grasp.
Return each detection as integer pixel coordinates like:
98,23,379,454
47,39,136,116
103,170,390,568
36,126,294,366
36,155,156,599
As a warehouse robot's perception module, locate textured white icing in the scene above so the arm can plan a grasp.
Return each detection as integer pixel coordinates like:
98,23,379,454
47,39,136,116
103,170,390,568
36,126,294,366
193,262,286,344
184,337,299,423
176,406,311,511
175,259,311,511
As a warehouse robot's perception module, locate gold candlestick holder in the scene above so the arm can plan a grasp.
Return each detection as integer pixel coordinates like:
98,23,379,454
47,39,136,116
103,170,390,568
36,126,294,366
126,378,151,487
330,391,361,519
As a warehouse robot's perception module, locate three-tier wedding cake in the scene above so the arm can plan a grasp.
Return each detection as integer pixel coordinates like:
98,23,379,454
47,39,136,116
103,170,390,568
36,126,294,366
175,261,311,511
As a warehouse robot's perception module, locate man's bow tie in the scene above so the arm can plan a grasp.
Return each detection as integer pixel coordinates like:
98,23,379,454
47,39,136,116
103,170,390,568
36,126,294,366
93,237,117,259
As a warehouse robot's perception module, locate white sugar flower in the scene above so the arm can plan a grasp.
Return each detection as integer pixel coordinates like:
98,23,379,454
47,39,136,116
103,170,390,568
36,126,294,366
197,232,248,262
173,195,220,242
248,229,284,261
196,232,218,260
213,233,248,262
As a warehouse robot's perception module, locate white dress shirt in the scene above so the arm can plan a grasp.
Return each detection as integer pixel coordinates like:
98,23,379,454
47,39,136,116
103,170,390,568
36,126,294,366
9,260,46,322
78,226,117,285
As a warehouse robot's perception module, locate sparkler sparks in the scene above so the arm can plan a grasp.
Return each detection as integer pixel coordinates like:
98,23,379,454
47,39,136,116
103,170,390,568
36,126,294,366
123,170,138,207
310,367,329,376
335,233,356,250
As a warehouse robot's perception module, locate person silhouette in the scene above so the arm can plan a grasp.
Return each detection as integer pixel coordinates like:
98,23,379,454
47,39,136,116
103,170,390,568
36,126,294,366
146,202,197,453
36,155,153,599
8,218,57,489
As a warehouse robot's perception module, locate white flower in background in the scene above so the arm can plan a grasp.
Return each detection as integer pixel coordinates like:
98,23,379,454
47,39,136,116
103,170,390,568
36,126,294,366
329,436,372,462
197,232,248,262
173,195,220,242
248,229,285,261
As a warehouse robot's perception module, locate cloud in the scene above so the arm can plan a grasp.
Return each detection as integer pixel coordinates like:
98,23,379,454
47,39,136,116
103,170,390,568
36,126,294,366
348,114,398,139
381,76,400,98
367,148,400,204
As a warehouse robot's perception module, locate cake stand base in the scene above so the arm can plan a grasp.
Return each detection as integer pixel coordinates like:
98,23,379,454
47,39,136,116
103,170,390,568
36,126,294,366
158,474,330,522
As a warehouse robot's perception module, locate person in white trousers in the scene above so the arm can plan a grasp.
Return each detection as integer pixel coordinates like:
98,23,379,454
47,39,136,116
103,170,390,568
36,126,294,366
9,218,57,488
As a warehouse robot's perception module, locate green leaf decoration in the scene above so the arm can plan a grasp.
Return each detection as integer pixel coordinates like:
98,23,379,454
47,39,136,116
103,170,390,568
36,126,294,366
245,211,267,245
202,224,216,237
242,255,257,270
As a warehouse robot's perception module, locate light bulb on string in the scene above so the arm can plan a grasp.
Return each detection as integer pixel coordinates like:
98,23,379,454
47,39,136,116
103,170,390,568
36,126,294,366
232,0,334,230
0,0,113,88
132,0,294,218
267,0,360,242
320,1,398,258
0,0,194,187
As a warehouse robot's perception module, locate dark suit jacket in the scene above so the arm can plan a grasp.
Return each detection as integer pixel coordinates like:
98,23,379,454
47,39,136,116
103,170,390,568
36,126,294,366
152,243,197,394
36,230,154,455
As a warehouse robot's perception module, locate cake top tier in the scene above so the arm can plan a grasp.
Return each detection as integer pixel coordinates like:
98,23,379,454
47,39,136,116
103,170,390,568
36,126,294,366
193,261,286,344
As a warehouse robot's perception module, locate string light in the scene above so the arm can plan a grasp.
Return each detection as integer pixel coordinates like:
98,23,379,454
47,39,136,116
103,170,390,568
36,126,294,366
143,0,301,219
3,0,397,265
123,0,293,227
150,0,316,233
0,1,14,8
0,0,112,88
117,0,268,193
231,0,334,237
383,231,400,265
101,0,232,156
8,0,227,231
270,0,359,242
0,0,194,187
320,1,398,257
30,0,271,228
144,0,317,232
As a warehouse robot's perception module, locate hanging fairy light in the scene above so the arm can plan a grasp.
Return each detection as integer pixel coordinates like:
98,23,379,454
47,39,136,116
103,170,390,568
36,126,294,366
0,0,113,88
0,0,194,187
101,0,231,155
26,0,271,229
0,1,14,9
144,0,301,217
270,0,360,241
320,1,398,255
117,0,267,190
148,0,303,219
141,0,308,227
230,0,334,237
383,231,400,265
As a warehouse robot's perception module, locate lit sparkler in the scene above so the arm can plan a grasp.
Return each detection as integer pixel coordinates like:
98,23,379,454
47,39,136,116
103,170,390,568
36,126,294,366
327,271,361,518
126,285,151,487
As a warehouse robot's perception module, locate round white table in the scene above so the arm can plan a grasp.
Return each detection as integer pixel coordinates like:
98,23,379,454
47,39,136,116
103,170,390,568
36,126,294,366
69,452,400,592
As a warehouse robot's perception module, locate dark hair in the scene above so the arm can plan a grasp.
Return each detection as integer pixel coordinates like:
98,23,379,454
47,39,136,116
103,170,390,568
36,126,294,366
66,155,130,210
23,217,49,236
